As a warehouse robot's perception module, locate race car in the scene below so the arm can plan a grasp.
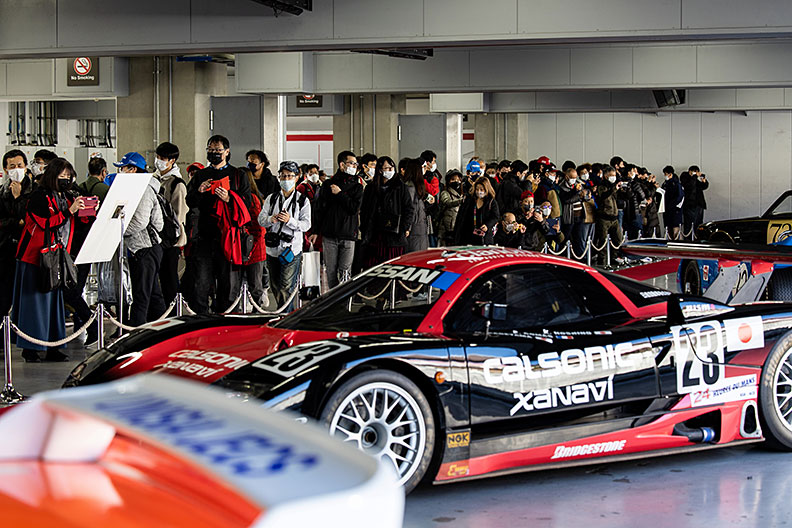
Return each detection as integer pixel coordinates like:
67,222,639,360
65,247,669,388
677,190,792,300
0,375,404,527
65,247,792,492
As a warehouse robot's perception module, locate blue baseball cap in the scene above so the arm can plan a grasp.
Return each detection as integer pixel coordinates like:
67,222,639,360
114,152,147,171
466,160,482,174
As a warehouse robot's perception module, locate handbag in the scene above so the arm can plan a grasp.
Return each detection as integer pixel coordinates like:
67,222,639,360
240,225,254,264
61,245,78,291
300,244,321,300
38,243,63,293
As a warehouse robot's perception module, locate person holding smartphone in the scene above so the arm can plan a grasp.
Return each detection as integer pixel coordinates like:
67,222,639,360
453,176,500,246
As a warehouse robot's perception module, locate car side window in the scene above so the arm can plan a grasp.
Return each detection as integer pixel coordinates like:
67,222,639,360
446,266,593,333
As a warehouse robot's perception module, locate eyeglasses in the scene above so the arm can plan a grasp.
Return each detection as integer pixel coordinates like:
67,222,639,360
206,149,226,154
345,160,358,167
279,173,297,179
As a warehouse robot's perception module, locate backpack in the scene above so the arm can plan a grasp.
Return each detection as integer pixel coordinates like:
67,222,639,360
154,184,182,247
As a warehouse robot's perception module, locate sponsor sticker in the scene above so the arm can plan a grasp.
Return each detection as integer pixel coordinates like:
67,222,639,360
510,375,614,415
550,440,626,460
724,316,765,352
365,264,444,286
156,350,250,378
639,290,671,299
252,341,350,376
690,374,758,407
447,463,470,477
447,431,471,449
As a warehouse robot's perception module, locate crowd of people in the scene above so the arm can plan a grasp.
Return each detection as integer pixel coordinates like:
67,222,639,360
1,136,710,362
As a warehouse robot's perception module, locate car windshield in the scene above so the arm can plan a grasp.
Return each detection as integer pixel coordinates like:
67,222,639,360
272,264,459,332
763,191,792,218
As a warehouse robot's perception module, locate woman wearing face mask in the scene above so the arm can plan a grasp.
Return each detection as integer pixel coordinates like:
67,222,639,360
438,170,465,247
402,158,432,254
453,176,499,246
13,158,87,363
359,156,415,268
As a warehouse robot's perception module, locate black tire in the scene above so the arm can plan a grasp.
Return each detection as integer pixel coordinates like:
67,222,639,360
759,331,792,450
320,369,436,493
767,269,792,301
682,261,702,296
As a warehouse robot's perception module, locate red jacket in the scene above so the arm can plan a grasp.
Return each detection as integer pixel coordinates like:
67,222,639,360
214,190,252,265
17,190,75,266
245,194,267,265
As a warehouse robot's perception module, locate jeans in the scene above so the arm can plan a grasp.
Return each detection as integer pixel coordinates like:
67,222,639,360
323,237,355,289
128,244,166,327
562,221,587,260
267,252,302,312
187,254,242,314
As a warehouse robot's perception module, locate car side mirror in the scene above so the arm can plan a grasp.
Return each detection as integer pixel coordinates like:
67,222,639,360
476,301,508,321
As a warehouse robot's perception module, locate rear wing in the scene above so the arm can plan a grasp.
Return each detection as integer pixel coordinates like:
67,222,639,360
622,240,792,304
0,374,403,528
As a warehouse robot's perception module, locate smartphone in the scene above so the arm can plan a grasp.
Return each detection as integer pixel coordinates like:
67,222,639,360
78,196,98,217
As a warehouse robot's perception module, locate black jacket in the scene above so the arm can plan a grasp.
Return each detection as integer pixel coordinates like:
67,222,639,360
0,176,33,251
493,226,524,249
185,164,252,254
680,171,709,210
315,170,364,241
255,168,280,202
495,173,524,217
360,176,414,248
453,195,499,246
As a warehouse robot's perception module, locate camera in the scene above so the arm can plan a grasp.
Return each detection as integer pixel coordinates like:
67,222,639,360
265,231,294,248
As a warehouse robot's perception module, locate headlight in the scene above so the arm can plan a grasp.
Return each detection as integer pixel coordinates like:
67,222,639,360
212,378,274,402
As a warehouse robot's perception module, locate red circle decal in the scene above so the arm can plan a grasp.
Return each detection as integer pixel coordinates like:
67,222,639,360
738,323,752,343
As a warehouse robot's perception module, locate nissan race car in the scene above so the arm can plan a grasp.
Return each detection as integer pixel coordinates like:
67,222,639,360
669,190,792,301
0,375,403,527
64,247,792,492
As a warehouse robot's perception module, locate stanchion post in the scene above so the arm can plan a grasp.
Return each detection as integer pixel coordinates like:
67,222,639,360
175,293,183,317
605,234,611,268
118,211,126,338
542,242,548,254
0,315,24,404
586,238,592,267
566,240,571,259
97,304,105,350
241,282,249,314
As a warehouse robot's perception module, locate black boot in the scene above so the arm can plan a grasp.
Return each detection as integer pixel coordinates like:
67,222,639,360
44,348,69,362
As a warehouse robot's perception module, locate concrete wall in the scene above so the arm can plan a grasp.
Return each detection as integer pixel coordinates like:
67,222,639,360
506,111,792,222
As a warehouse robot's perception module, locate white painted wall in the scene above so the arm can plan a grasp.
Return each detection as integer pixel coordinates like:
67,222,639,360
509,111,792,222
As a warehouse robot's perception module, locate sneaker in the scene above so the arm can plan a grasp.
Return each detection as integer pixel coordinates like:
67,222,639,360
21,350,41,363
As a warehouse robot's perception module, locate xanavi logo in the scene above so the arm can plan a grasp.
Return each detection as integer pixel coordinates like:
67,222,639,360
510,375,614,416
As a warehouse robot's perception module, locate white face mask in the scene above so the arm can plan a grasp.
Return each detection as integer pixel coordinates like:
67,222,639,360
308,172,319,183
476,190,486,199
580,173,589,181
280,179,295,192
154,158,171,173
365,166,375,178
568,178,577,185
344,164,357,176
608,175,617,184
382,169,395,180
504,223,514,233
542,207,552,216
30,163,44,177
430,162,437,172
7,168,25,183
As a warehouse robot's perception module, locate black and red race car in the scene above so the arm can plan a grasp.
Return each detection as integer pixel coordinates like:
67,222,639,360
65,247,792,492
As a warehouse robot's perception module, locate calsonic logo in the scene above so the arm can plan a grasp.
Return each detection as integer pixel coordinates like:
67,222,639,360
639,290,671,299
157,350,249,378
426,247,525,264
483,343,637,384
550,440,626,459
365,264,442,284
510,375,613,415
690,374,758,407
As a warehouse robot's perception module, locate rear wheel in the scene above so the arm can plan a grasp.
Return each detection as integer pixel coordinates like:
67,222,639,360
683,261,702,296
759,332,792,450
320,370,436,493
767,269,792,301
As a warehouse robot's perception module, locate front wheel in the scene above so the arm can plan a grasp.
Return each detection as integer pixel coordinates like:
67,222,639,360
320,370,436,493
759,332,792,450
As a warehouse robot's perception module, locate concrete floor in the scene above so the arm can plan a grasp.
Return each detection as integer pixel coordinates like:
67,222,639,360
7,268,791,527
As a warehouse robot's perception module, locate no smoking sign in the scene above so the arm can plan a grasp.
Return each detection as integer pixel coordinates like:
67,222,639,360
67,56,99,86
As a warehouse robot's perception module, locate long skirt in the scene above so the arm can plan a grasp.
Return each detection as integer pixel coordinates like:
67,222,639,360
11,260,66,352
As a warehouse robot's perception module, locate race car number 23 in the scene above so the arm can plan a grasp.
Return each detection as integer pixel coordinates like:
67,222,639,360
252,341,351,376
671,322,725,394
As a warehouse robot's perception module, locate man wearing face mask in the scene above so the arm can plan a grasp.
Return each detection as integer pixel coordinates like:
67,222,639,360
153,142,188,305
438,170,465,246
594,166,625,265
495,159,528,217
298,163,322,250
359,153,378,184
29,149,57,183
559,168,587,258
186,135,252,313
494,212,526,249
314,151,364,289
0,149,33,317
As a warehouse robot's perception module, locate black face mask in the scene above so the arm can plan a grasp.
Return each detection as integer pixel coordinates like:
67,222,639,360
207,152,224,165
57,179,71,192
449,181,461,192
247,161,258,172
521,203,533,212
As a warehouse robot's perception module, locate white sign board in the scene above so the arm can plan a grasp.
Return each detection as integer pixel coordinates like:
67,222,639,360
75,172,152,265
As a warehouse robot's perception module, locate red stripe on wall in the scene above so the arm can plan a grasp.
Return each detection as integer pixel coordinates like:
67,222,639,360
463,133,475,140
287,134,334,141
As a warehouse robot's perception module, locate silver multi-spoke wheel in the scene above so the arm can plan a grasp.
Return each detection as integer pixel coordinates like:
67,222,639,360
772,348,792,432
328,382,427,487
